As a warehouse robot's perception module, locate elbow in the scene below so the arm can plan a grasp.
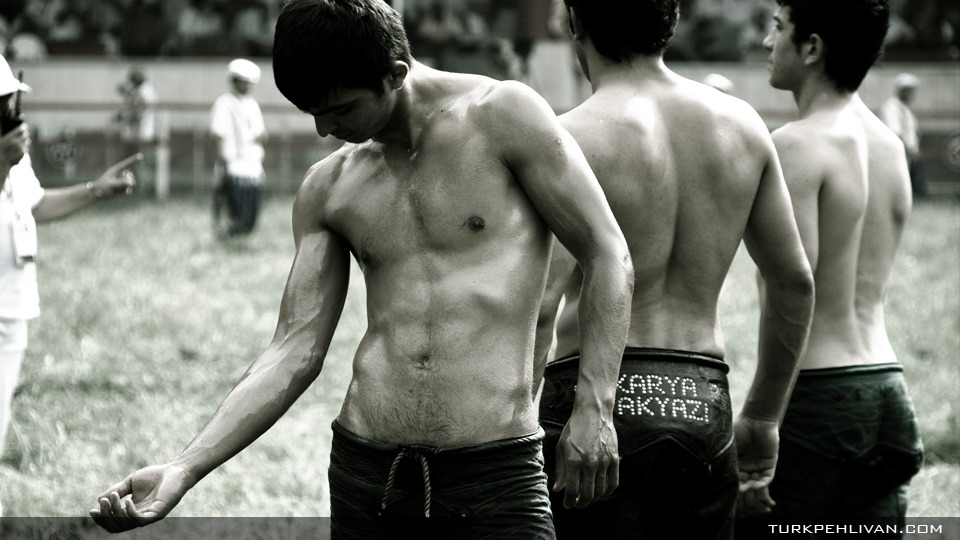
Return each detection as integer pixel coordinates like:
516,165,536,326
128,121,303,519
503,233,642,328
769,265,815,317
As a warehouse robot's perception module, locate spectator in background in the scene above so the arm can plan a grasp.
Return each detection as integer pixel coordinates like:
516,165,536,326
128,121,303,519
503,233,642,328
0,53,139,471
228,1,276,57
166,0,233,56
210,58,266,238
116,66,157,194
412,0,464,69
118,0,172,57
881,73,926,197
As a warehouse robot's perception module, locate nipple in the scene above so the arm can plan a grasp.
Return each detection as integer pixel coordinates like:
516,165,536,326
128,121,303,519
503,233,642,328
464,215,485,232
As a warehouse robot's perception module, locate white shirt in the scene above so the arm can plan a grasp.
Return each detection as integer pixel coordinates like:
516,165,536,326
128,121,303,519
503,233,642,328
0,154,44,320
210,92,266,180
880,97,919,156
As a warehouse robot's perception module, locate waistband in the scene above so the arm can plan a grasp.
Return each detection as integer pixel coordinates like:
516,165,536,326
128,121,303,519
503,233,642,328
333,420,545,519
548,347,728,375
797,362,903,380
331,420,544,456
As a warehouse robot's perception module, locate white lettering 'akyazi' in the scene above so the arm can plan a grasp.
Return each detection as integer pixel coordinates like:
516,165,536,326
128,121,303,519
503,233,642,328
615,373,709,423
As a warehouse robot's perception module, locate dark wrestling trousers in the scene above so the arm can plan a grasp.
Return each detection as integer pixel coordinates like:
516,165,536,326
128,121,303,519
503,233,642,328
540,347,738,540
328,420,555,540
736,363,924,540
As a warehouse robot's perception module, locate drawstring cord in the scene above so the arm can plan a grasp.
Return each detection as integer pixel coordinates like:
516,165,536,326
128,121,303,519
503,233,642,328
381,447,434,517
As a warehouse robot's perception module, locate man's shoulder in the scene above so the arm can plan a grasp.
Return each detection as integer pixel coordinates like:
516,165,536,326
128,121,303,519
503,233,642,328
462,79,553,126
771,121,833,173
771,120,821,150
308,144,354,179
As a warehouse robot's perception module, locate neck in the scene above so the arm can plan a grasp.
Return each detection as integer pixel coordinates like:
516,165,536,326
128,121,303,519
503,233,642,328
584,47,669,91
370,60,430,150
792,73,853,118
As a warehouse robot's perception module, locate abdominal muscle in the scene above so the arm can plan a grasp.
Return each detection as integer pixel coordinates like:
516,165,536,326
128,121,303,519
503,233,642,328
336,288,541,449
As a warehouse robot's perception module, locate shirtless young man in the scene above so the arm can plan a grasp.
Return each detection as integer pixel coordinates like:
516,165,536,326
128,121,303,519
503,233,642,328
533,1,814,538
736,0,923,533
89,1,633,537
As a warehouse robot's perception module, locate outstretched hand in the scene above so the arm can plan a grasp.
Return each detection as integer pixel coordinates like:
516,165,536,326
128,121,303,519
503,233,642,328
553,410,620,508
89,153,142,199
734,415,779,516
89,463,191,533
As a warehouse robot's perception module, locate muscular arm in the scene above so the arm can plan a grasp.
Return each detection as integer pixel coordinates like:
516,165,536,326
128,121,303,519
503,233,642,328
493,81,633,507
171,178,351,484
742,134,815,423
91,166,351,530
736,129,815,515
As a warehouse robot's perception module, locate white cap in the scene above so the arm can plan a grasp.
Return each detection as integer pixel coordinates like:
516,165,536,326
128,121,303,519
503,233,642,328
0,54,32,96
895,73,919,89
228,58,261,84
703,73,733,94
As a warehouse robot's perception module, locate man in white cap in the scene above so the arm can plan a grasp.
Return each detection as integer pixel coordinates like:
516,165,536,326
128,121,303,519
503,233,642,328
881,73,925,197
0,53,139,474
211,58,268,237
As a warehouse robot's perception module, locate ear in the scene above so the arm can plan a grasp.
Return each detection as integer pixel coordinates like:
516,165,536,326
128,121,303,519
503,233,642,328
802,33,825,66
387,61,409,91
568,7,585,40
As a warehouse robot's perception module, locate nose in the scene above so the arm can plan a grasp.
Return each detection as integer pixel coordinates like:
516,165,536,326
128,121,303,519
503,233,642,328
762,30,774,51
314,115,336,138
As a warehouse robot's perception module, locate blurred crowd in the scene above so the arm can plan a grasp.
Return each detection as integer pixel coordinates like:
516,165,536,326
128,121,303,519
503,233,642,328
0,0,957,64
0,0,278,60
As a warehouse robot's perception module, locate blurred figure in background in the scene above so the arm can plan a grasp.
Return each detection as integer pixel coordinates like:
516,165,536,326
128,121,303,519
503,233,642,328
0,53,138,471
211,58,266,238
881,73,926,197
703,72,735,94
115,65,157,195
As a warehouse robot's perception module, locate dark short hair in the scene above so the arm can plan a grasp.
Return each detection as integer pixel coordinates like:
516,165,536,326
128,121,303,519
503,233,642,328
273,0,413,110
778,0,889,92
564,0,680,60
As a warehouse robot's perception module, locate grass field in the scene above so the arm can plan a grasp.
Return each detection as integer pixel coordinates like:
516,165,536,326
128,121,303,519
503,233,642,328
0,193,957,525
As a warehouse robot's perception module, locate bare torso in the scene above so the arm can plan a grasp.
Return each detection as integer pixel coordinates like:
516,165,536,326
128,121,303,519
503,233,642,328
305,76,550,447
774,96,878,369
553,70,773,359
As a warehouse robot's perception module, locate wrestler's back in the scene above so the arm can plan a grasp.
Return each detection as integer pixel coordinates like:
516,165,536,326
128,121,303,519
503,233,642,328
317,78,549,447
852,96,912,365
556,72,771,359
774,103,871,369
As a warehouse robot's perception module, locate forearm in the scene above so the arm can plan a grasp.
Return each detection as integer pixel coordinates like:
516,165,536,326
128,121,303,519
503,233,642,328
32,183,101,222
743,277,813,422
171,342,323,486
572,252,633,416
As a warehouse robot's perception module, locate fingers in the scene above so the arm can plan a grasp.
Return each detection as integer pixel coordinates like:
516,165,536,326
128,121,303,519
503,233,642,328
562,461,582,509
736,486,776,517
552,445,566,493
89,491,143,534
111,153,144,172
738,466,774,492
559,453,619,508
604,454,619,496
756,486,776,510
97,477,133,501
